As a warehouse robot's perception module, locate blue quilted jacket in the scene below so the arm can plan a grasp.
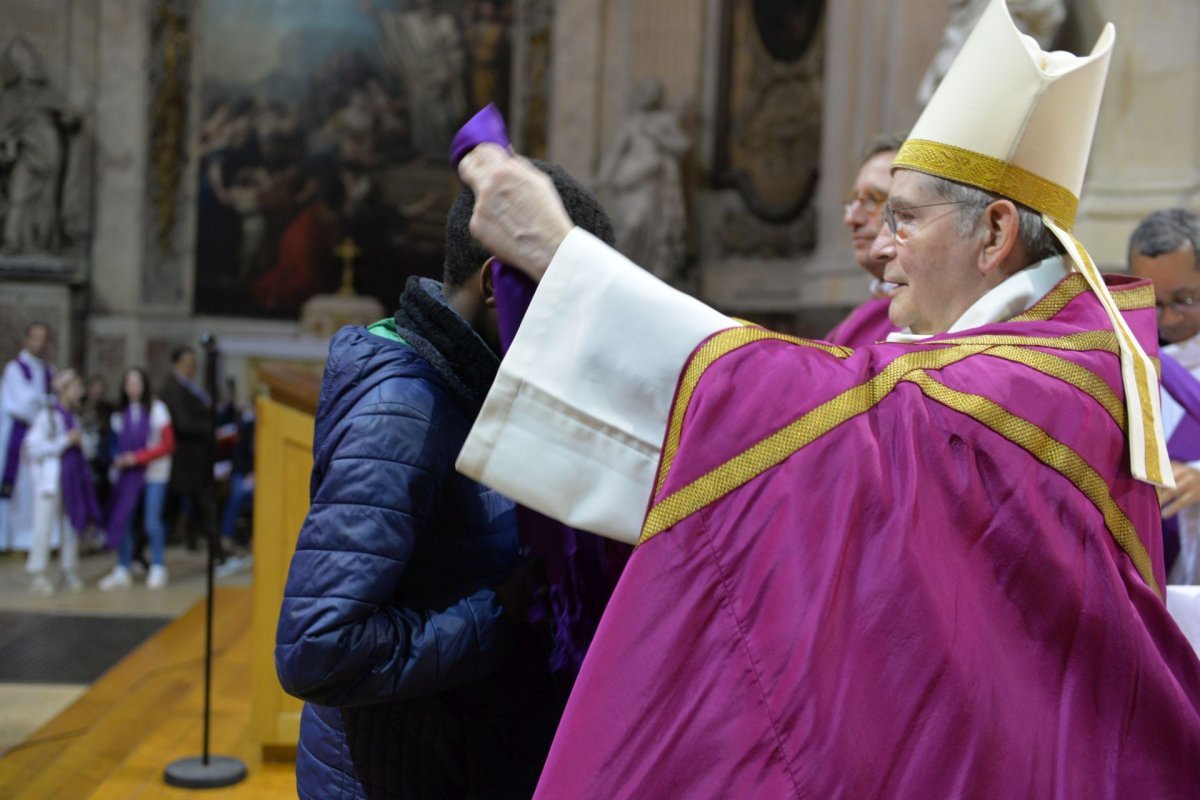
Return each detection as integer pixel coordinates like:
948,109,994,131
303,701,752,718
276,296,559,799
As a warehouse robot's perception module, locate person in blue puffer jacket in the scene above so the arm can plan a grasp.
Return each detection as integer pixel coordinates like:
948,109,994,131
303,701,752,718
276,161,616,800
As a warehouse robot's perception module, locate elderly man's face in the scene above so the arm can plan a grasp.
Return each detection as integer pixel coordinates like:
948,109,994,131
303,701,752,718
842,151,895,278
1130,241,1200,344
870,170,988,335
24,324,49,358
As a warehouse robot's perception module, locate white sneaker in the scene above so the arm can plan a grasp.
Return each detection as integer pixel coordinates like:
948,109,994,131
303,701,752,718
62,573,84,593
147,565,168,590
29,574,54,596
98,565,133,591
215,555,253,578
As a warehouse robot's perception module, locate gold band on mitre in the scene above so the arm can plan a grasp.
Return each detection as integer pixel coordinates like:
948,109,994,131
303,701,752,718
893,139,1080,231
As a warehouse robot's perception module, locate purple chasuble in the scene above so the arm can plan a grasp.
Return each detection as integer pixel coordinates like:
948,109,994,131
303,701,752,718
56,406,102,532
105,405,151,548
1,355,52,497
825,294,898,347
452,105,629,671
534,274,1200,799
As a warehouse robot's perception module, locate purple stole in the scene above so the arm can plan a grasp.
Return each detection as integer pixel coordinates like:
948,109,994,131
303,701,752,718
56,405,102,532
1,355,52,497
453,105,629,672
534,275,1200,798
104,405,151,548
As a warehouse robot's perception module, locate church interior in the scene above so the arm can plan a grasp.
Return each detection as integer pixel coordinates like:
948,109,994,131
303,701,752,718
0,0,1197,797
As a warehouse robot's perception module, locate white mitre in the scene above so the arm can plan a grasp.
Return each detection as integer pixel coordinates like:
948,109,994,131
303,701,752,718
893,0,1170,488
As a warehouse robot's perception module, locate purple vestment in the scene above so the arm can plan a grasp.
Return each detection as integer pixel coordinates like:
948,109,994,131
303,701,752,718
55,406,102,532
534,274,1200,798
105,405,151,548
826,294,898,347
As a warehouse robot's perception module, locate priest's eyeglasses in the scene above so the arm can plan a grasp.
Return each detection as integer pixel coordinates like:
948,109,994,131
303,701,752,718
1157,294,1200,317
843,190,888,215
883,200,977,242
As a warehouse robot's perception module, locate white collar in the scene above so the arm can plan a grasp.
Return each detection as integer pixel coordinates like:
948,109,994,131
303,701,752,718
1163,332,1200,372
886,255,1068,343
869,277,899,297
18,350,44,365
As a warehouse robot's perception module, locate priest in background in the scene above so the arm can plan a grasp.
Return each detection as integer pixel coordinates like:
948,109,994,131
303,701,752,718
826,134,904,346
1129,208,1200,583
0,321,54,552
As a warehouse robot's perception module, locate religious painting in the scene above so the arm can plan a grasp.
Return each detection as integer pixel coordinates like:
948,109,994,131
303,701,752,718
713,0,824,225
194,0,514,318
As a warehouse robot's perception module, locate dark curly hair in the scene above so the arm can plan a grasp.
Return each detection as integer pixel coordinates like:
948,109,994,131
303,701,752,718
443,160,616,289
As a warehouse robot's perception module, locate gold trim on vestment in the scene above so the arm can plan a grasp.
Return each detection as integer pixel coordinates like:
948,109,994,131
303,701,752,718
893,139,1079,231
654,327,851,498
904,370,1160,597
920,330,1119,354
642,336,1160,595
1010,275,1156,324
641,345,985,543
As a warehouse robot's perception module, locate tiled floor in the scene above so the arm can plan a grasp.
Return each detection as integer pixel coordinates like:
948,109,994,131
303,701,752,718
0,545,252,754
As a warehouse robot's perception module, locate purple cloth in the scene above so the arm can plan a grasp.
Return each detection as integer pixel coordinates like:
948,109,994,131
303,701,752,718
453,106,629,672
104,405,151,548
1161,353,1200,461
449,103,509,168
535,274,1200,798
0,419,27,498
56,406,102,532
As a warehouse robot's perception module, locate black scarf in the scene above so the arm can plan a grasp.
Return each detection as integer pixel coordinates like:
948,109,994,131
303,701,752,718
393,277,499,416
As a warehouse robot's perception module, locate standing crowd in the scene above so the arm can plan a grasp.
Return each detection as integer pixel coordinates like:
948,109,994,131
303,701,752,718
0,333,255,594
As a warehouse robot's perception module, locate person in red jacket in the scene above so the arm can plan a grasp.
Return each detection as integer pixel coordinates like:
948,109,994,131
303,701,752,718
98,367,176,590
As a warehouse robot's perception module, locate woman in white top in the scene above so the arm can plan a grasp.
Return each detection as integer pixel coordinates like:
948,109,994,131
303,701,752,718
98,368,175,590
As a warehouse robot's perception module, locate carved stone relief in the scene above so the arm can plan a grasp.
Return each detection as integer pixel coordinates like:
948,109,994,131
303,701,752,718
0,34,91,266
713,0,824,228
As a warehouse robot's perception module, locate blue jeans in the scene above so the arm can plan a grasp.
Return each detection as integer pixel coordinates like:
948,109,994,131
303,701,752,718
220,472,254,544
118,481,167,568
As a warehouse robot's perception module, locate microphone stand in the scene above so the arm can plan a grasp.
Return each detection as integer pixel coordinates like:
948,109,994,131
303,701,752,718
163,333,247,788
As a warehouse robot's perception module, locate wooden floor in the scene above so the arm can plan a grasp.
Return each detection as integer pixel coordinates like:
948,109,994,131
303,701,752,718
0,587,296,799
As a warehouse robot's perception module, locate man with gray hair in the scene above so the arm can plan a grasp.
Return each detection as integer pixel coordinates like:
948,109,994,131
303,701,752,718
1129,208,1200,582
452,1,1200,796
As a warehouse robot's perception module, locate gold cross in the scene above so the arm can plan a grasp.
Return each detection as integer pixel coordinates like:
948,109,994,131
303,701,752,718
334,237,362,296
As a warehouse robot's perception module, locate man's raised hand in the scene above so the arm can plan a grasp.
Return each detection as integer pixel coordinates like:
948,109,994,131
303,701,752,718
457,144,573,282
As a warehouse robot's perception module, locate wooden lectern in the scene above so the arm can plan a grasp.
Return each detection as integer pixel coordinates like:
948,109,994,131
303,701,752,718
251,365,321,761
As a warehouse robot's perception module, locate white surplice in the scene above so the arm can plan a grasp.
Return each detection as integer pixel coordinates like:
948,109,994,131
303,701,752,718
0,351,54,551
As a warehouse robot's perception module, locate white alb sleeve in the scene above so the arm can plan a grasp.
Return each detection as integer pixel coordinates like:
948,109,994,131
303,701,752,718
457,228,733,543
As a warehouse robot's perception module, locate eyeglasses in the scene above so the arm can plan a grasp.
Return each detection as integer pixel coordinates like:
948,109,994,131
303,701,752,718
1156,295,1200,317
883,200,978,242
843,190,888,215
